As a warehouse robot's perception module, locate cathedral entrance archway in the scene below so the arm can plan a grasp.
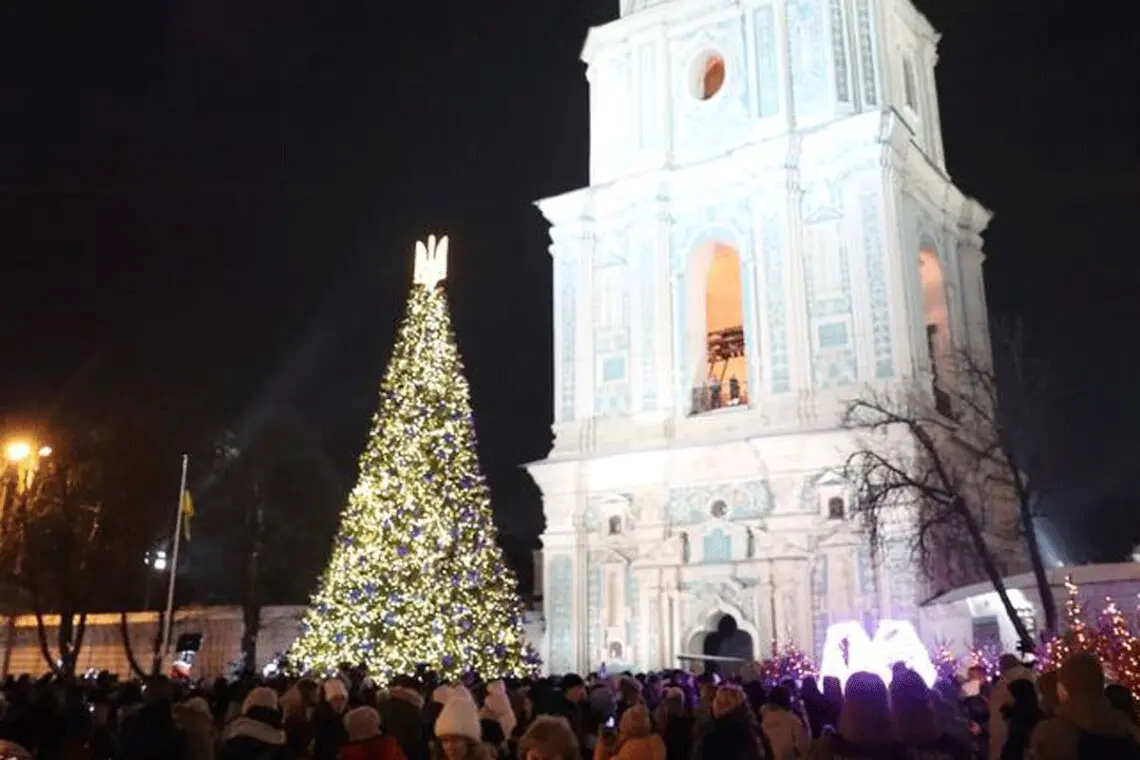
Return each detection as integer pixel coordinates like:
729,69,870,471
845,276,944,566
687,241,748,415
684,608,757,675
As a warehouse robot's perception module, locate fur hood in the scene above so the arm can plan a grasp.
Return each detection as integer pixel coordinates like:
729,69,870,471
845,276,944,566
221,715,287,746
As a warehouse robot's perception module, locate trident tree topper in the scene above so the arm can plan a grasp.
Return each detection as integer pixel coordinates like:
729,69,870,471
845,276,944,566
413,234,449,288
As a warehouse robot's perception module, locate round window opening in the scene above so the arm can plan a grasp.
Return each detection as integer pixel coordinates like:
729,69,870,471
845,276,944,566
709,499,729,519
692,52,726,101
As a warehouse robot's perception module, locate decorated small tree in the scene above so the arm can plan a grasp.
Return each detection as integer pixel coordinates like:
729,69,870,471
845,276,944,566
288,235,537,682
1042,576,1102,672
759,640,816,682
932,640,960,681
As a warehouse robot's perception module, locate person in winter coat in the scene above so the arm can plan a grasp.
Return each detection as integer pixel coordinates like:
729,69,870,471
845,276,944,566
519,716,580,760
693,687,765,760
888,669,971,760
988,654,1037,760
656,687,693,760
314,679,351,760
433,691,493,760
807,672,902,760
339,706,407,760
281,678,319,757
218,686,292,760
482,682,517,739
761,687,808,760
119,677,188,760
999,679,1042,760
593,703,665,760
379,677,428,760
1029,653,1140,760
0,740,34,759
173,697,217,760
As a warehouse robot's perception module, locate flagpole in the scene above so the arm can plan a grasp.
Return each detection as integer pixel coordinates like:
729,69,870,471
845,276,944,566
159,454,189,669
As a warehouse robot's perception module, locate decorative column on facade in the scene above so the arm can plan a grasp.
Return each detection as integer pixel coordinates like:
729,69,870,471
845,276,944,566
637,569,652,671
783,137,814,418
880,156,918,378
572,509,590,673
846,169,877,384
574,230,597,423
665,587,674,665
654,201,674,416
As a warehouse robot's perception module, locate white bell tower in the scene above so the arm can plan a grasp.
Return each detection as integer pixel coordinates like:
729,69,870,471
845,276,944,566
527,0,994,676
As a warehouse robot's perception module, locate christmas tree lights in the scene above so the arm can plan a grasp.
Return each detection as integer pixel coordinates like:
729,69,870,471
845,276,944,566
288,235,537,683
1043,575,1101,672
932,640,960,681
967,644,1000,679
758,641,815,682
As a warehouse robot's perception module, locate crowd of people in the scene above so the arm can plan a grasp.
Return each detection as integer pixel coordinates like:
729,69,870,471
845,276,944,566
0,650,1136,760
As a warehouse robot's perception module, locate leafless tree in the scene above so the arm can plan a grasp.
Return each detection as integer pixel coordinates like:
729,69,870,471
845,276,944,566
1,452,109,677
842,327,1058,651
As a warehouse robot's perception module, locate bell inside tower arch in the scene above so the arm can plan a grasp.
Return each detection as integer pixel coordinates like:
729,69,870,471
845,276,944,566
919,249,952,414
693,242,748,414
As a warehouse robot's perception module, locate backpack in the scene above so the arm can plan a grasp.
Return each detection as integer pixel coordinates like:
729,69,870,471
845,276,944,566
1076,730,1140,760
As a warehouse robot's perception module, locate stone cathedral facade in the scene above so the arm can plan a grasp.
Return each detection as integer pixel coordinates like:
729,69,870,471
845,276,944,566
525,0,995,675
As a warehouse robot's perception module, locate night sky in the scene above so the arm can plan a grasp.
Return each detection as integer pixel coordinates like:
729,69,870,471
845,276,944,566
1,0,1137,594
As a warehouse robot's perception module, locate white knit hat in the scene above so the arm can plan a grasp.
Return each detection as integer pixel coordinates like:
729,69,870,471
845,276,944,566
435,692,481,741
344,705,383,742
242,686,279,715
483,681,517,738
324,678,349,702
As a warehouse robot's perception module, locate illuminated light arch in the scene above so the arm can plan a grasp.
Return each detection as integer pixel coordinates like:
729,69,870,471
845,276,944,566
819,619,936,688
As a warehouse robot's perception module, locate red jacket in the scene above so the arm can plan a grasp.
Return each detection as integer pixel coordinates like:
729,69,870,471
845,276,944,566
340,736,408,760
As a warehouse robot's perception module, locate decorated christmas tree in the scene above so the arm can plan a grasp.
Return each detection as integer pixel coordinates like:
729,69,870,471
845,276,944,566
1042,575,1102,671
932,640,960,681
758,639,816,682
289,235,536,682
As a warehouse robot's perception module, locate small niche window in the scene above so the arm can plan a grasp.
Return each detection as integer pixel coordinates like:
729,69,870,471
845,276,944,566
709,499,729,519
902,58,918,110
827,496,846,520
607,516,623,535
692,52,726,101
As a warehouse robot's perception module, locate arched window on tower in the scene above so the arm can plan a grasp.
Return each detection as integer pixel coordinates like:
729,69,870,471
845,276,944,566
691,242,749,415
608,516,623,536
827,496,846,520
919,249,952,415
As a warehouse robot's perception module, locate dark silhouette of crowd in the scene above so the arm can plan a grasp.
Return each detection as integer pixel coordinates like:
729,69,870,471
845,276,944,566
0,649,1136,760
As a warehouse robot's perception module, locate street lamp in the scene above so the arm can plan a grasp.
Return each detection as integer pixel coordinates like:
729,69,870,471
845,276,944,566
141,548,168,611
5,441,30,463
143,549,168,573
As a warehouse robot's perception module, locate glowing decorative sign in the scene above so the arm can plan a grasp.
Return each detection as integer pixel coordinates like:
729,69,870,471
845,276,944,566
819,619,937,688
414,234,449,287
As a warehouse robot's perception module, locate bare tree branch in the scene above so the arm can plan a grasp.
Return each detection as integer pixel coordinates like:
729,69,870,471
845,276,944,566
842,328,1059,647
